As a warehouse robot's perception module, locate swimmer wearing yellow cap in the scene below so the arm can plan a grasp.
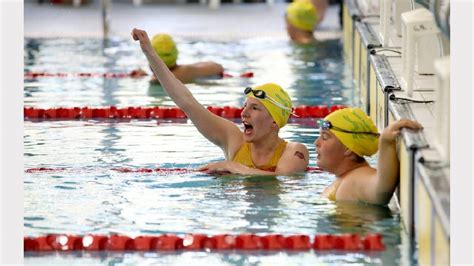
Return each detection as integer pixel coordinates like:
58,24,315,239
131,33,224,84
285,0,328,44
132,28,309,175
315,108,423,205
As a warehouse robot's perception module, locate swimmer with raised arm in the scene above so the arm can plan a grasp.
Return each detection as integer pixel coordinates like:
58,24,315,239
315,108,423,205
131,33,224,84
132,28,309,175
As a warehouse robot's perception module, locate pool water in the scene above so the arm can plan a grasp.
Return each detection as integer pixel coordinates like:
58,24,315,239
24,37,416,265
24,37,354,108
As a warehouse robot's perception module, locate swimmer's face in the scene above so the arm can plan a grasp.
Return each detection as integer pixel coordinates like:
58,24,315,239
285,17,308,41
285,18,299,41
314,129,347,171
241,97,277,142
285,17,314,44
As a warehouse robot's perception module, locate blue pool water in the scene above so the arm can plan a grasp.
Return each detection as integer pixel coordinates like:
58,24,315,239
24,37,416,265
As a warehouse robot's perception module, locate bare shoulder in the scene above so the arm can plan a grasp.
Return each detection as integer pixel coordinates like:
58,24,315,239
339,165,377,199
347,166,377,190
286,141,308,151
283,141,309,160
341,165,376,184
276,141,309,173
353,165,377,177
350,165,377,182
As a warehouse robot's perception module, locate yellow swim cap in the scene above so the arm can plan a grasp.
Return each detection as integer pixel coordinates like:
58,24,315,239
324,108,379,157
286,0,318,32
246,83,293,128
151,34,178,68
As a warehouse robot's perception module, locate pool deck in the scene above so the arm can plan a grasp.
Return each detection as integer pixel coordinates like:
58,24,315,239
25,1,342,40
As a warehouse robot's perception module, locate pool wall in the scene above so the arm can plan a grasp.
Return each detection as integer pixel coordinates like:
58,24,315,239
342,0,450,265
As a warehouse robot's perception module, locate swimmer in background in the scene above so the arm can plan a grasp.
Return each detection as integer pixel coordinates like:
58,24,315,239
131,33,224,84
315,108,423,205
132,28,309,175
285,0,329,44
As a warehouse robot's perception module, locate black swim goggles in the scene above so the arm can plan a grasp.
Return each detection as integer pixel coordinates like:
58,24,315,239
318,119,380,137
244,87,294,112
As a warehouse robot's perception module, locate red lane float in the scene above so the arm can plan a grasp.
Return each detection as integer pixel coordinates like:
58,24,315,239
205,234,236,250
25,166,324,173
284,235,311,250
24,72,133,79
24,233,385,252
362,233,385,250
24,106,188,120
261,234,285,250
24,167,67,173
220,71,254,78
24,105,346,120
313,234,335,250
24,71,254,79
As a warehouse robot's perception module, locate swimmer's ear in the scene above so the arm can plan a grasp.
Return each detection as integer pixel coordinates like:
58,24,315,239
343,148,353,157
272,121,279,129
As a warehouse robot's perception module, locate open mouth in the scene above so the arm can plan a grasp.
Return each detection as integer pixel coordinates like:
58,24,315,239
243,121,254,135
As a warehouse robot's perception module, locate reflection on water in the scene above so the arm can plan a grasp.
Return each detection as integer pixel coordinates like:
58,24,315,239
218,175,284,233
329,201,396,231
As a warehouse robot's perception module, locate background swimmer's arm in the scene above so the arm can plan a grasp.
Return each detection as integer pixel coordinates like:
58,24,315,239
187,62,224,79
132,28,241,153
172,62,224,83
274,142,309,175
364,119,423,205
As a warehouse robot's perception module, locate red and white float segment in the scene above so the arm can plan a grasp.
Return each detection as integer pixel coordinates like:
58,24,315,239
24,166,324,174
24,105,346,120
24,233,385,252
24,71,254,79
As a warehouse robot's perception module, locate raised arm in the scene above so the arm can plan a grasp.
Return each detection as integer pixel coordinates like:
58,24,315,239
366,119,423,204
132,28,241,155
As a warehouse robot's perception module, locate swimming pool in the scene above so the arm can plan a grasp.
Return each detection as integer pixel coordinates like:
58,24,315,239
24,37,416,264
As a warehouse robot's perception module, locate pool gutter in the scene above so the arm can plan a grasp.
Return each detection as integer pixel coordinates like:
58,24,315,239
342,0,450,264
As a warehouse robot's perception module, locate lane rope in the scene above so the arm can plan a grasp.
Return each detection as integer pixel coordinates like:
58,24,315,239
24,233,385,252
25,166,324,174
24,105,346,120
24,71,254,79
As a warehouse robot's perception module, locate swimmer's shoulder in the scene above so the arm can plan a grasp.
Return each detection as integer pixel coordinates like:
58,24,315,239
283,141,310,159
285,141,309,151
